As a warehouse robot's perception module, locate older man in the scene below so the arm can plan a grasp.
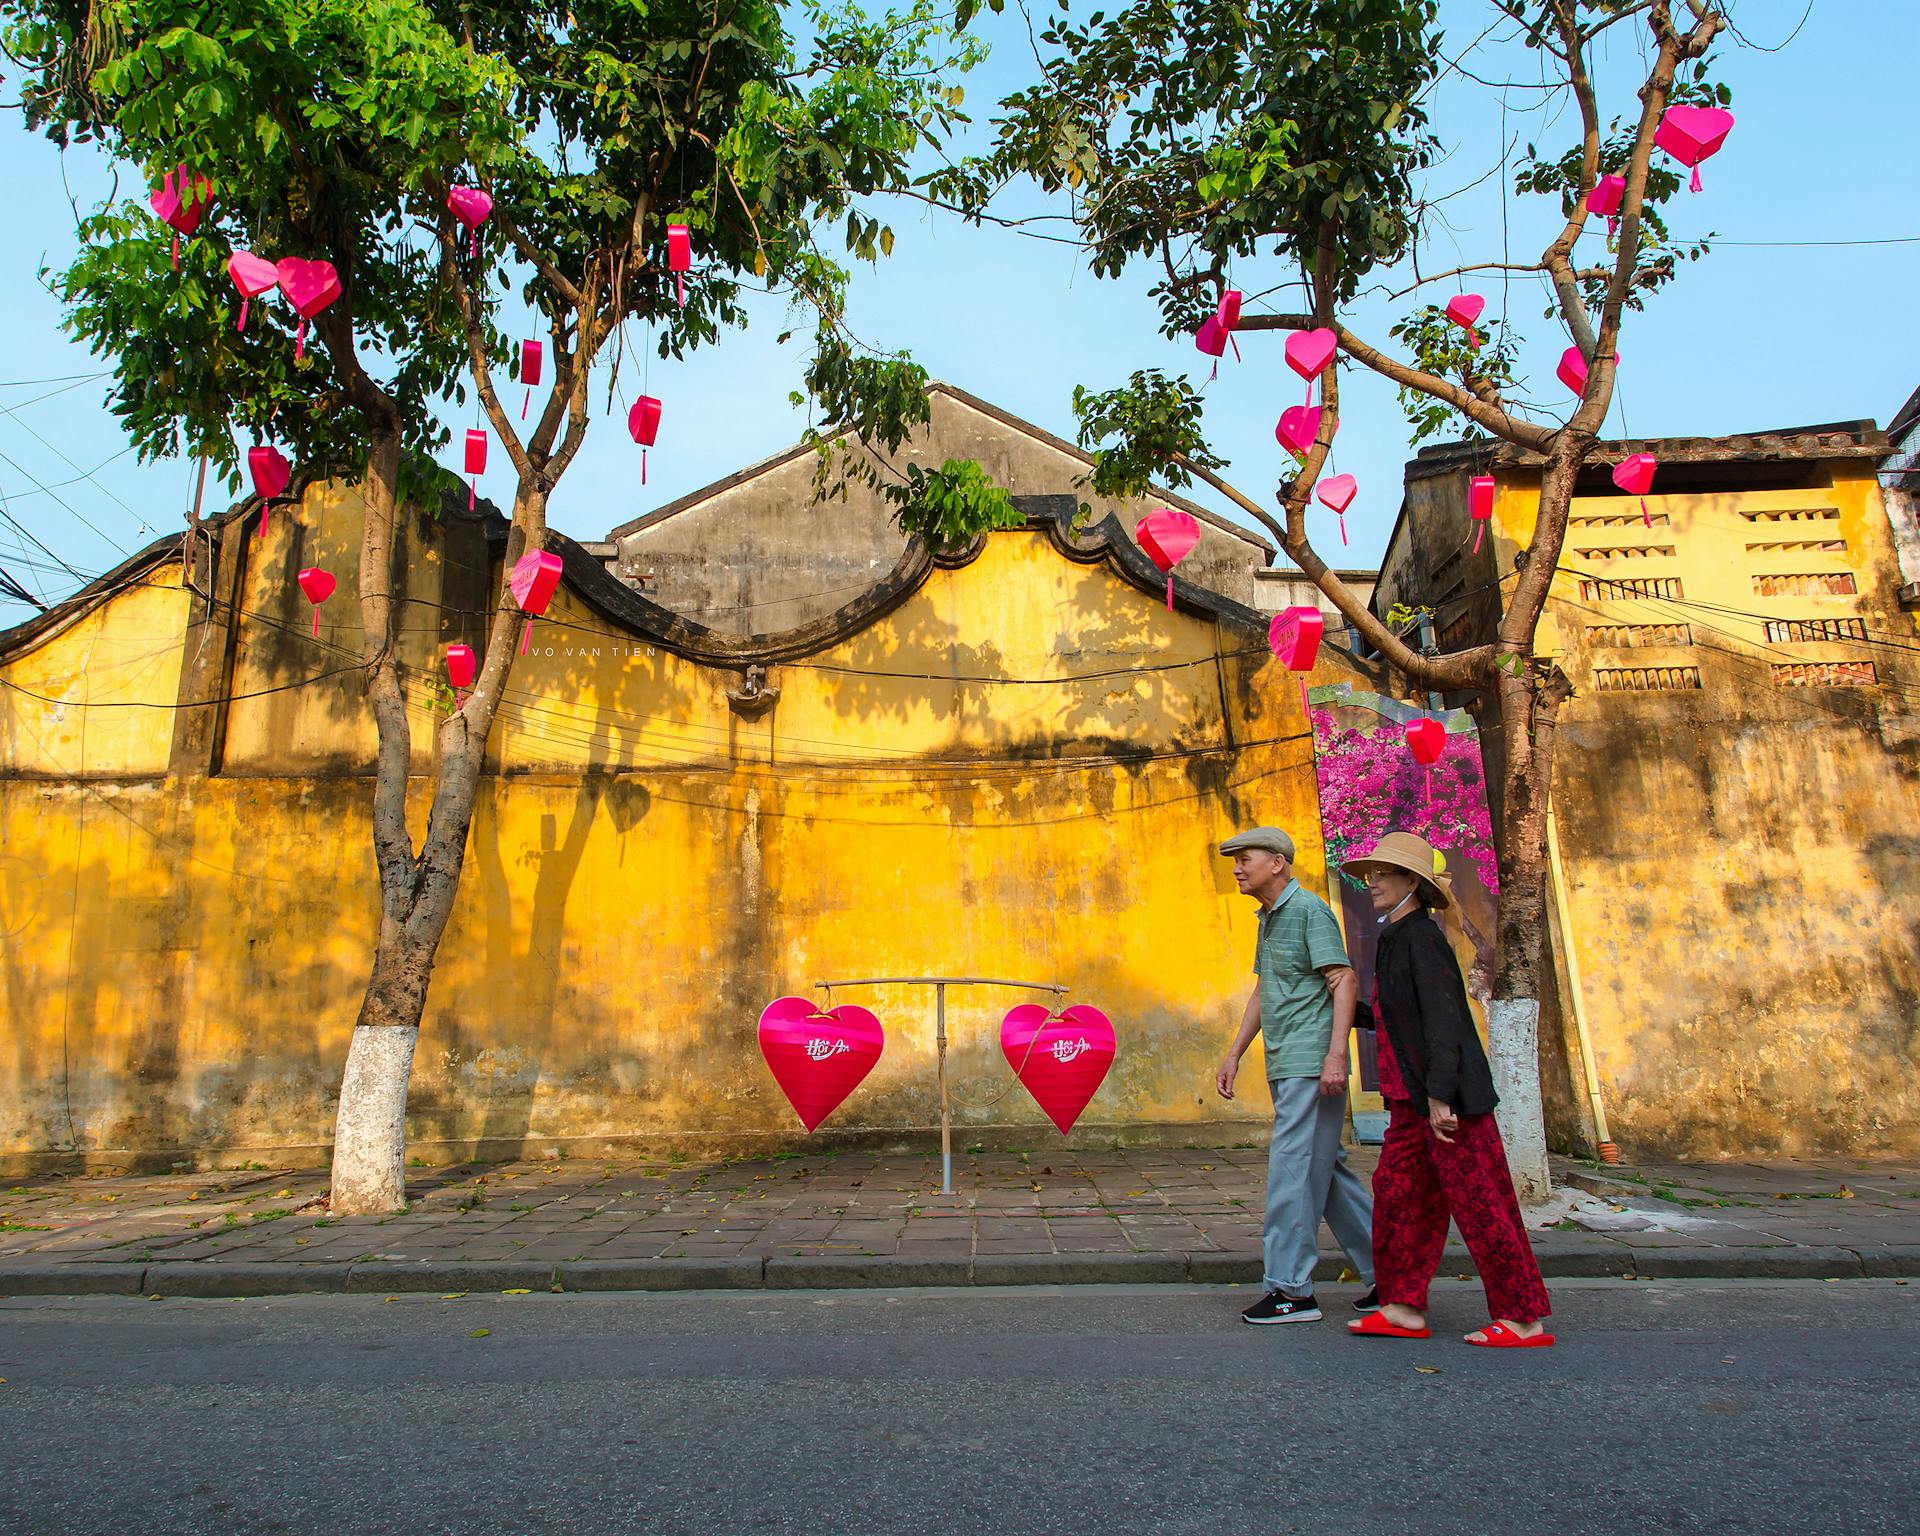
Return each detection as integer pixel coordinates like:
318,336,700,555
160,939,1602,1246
1214,827,1377,1324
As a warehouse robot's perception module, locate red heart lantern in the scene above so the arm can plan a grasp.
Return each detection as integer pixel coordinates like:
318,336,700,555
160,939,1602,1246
628,395,662,483
1655,105,1734,192
1469,474,1495,555
1284,327,1338,404
1613,452,1657,528
1315,472,1357,547
1268,604,1324,717
1135,508,1200,610
445,643,476,702
1275,405,1326,460
1405,718,1445,801
1586,174,1625,237
520,339,543,420
148,165,212,269
758,996,885,1132
1443,293,1485,351
463,428,487,511
274,257,341,360
297,566,335,638
667,223,692,307
1001,1003,1115,1136
1557,346,1620,399
1194,315,1228,379
1216,289,1242,332
447,184,492,257
248,445,292,538
227,250,279,333
509,549,563,654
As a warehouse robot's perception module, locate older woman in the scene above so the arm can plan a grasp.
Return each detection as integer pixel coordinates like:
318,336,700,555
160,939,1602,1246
1342,832,1553,1349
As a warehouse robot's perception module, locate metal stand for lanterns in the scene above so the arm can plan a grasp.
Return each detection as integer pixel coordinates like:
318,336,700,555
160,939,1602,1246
813,976,1068,1197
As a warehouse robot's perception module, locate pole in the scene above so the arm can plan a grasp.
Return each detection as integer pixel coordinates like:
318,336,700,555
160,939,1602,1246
1545,797,1617,1163
936,982,952,1196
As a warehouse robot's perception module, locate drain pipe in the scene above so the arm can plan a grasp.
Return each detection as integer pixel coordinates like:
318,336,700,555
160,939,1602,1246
1545,797,1618,1164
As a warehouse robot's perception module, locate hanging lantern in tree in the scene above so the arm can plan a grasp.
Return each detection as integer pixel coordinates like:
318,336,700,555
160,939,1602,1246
519,340,543,420
248,445,292,538
1284,328,1338,405
1585,174,1626,237
1135,509,1200,610
447,184,493,257
274,257,340,360
444,643,476,705
227,250,279,332
1469,474,1495,555
510,549,564,654
1405,716,1445,802
1443,293,1485,351
667,223,692,307
1654,105,1734,192
148,165,212,270
628,395,662,483
1315,473,1358,547
1275,405,1326,461
1216,288,1242,334
1268,605,1324,717
1194,316,1228,379
463,428,487,512
297,567,335,639
1613,452,1658,528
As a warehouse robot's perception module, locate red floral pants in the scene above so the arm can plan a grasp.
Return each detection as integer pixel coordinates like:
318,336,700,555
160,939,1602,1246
1372,1099,1551,1324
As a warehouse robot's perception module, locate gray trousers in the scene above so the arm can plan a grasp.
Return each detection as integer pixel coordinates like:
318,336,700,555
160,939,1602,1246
1264,1075,1376,1295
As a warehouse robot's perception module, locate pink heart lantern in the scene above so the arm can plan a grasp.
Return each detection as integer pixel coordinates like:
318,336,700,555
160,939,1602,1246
1443,293,1485,351
297,566,335,638
463,428,487,511
148,165,212,269
248,445,292,538
1274,405,1325,460
445,643,477,700
758,996,885,1132
1135,508,1200,610
1557,346,1620,398
667,223,692,307
1216,289,1242,332
1284,327,1338,403
1000,1003,1115,1136
275,257,341,359
1613,452,1657,528
1469,473,1495,554
1406,716,1445,765
1316,472,1357,547
1268,605,1324,717
227,250,279,333
1194,315,1228,379
628,395,662,483
447,184,493,255
520,339,543,419
510,548,563,654
1586,174,1625,236
1655,105,1734,192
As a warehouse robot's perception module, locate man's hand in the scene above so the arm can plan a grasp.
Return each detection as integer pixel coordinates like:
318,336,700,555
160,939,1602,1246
1429,1102,1459,1144
1318,1051,1349,1098
1215,1059,1238,1101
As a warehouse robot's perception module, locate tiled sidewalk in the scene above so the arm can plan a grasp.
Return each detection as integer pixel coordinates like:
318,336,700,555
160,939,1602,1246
2,1146,1916,1295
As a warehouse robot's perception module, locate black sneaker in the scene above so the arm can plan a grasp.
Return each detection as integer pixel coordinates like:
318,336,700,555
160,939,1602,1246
1241,1289,1322,1325
1352,1287,1382,1313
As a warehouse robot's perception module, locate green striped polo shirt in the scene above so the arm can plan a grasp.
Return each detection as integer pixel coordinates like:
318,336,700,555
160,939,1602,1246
1252,880,1351,1078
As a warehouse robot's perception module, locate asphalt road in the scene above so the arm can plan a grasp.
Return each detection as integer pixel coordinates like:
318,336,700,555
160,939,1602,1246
0,1279,1913,1536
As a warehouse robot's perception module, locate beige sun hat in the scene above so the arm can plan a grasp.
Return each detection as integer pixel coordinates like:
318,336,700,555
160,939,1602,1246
1342,830,1454,911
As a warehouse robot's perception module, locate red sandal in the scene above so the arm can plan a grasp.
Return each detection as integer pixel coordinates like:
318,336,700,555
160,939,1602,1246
1465,1322,1555,1348
1348,1312,1430,1339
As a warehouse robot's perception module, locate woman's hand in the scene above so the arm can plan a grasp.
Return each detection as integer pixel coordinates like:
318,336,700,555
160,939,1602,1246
1428,1102,1459,1144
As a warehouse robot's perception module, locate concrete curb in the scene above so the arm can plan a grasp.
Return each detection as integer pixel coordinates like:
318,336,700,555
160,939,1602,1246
1,1244,1908,1300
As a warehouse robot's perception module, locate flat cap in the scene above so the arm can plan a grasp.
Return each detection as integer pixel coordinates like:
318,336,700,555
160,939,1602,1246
1218,826,1295,861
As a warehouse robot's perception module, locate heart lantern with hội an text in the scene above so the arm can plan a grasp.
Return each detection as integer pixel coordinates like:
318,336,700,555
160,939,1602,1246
1612,453,1657,528
1315,472,1357,547
758,996,886,1132
1135,509,1200,610
1268,605,1324,718
1001,1003,1115,1136
297,567,335,638
510,549,563,654
1654,105,1733,192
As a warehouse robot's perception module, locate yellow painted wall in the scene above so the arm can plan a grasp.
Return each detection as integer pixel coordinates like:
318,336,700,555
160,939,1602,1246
0,490,1344,1169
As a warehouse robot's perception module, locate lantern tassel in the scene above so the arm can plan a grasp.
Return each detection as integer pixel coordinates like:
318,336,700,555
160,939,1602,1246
171,232,181,270
236,297,249,333
1209,360,1217,382
259,504,269,539
1339,514,1348,547
642,448,648,485
1467,326,1481,351
519,616,532,655
1165,574,1173,611
1299,677,1310,718
295,318,307,360
521,387,531,420
469,477,476,513
676,273,685,308
1689,166,1702,193
311,607,320,640
1472,523,1485,555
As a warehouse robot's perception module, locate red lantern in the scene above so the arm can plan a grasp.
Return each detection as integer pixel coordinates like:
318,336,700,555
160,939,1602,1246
628,395,662,483
1135,509,1200,610
248,445,292,538
274,257,340,360
1585,174,1625,237
520,340,543,420
1194,316,1227,380
464,428,487,512
1469,474,1494,555
1444,293,1484,351
1315,473,1357,547
1654,106,1733,193
296,566,335,639
1268,605,1324,717
667,224,691,307
444,643,476,703
1612,452,1657,528
1284,328,1337,405
448,185,492,257
227,250,278,332
1405,716,1445,803
509,549,563,654
148,165,212,270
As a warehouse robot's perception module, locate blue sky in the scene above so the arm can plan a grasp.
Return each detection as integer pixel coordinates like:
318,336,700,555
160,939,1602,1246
2,0,1915,627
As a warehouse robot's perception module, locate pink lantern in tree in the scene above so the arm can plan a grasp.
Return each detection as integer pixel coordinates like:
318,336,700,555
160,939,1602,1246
1217,288,1242,333
1274,405,1326,461
1444,293,1485,351
1469,474,1495,555
447,184,493,257
1000,1003,1116,1135
1268,604,1324,717
274,257,341,360
296,566,335,638
758,996,886,1132
1405,716,1445,802
1316,472,1358,547
1194,316,1228,379
148,165,212,269
248,445,292,538
463,428,487,512
1613,452,1657,528
1654,105,1734,192
1135,508,1200,610
509,548,563,654
667,223,692,307
1586,174,1626,237
519,339,543,420
227,250,279,332
1284,327,1338,405
444,642,476,704
628,395,662,483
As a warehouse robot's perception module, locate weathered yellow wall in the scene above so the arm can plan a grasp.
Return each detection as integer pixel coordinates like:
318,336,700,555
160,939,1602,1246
1491,464,1920,1158
0,493,1339,1169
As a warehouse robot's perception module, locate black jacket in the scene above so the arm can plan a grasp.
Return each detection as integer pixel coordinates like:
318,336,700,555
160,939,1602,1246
1362,909,1499,1117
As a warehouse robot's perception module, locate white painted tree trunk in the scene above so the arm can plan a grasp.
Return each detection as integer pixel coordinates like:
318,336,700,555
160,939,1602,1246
1486,996,1551,1205
330,1024,419,1214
